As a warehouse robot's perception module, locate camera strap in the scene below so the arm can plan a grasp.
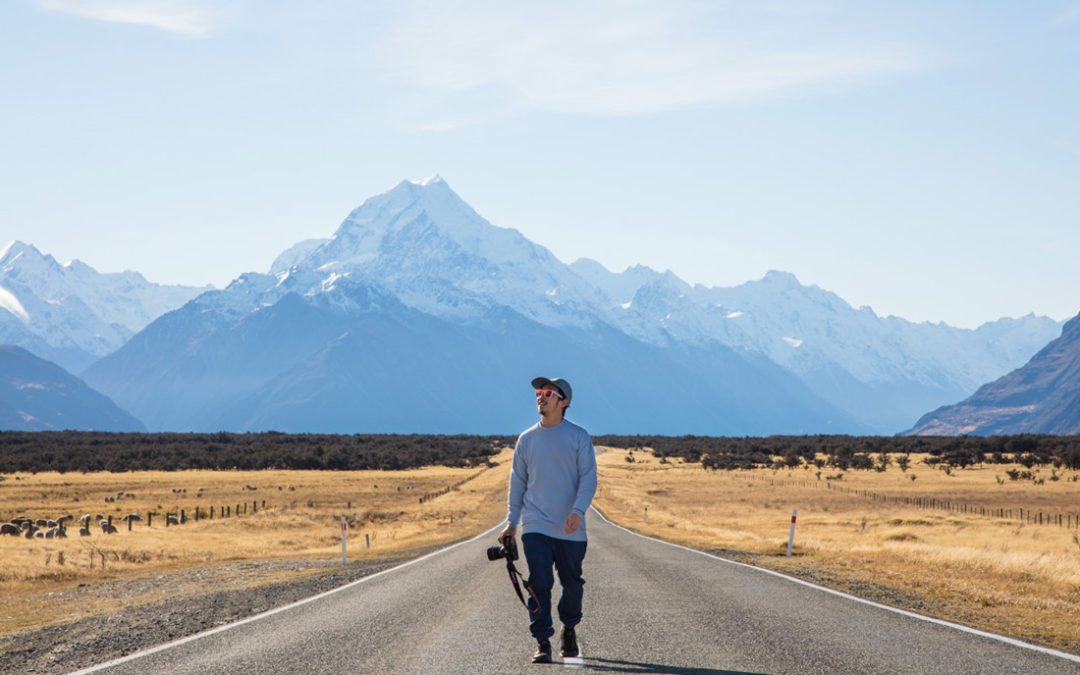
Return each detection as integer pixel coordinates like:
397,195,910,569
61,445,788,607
506,560,539,614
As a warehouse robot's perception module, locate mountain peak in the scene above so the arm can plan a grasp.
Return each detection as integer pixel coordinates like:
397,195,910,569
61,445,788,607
761,270,800,286
1,240,43,266
411,174,445,187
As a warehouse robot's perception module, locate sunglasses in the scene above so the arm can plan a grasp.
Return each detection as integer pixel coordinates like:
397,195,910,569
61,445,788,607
536,389,565,400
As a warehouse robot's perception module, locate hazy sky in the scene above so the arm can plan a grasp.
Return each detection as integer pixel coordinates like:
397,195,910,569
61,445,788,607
2,1,1078,328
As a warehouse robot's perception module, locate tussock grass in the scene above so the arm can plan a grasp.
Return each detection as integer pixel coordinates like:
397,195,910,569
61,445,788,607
594,448,1080,653
0,448,513,633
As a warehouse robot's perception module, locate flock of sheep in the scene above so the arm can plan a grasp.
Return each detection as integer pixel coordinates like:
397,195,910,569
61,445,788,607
0,512,150,539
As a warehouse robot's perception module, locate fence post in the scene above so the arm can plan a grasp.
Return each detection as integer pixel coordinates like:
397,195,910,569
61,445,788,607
787,509,797,557
341,516,347,564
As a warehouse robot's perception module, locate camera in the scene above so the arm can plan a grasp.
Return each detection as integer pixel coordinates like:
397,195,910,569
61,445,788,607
486,537,518,562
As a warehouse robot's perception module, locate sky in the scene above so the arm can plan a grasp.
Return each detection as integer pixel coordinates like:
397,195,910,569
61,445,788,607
1,1,1078,329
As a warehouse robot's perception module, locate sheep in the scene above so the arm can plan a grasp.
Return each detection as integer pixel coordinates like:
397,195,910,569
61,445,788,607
57,515,74,525
35,518,49,527
166,514,180,526
79,526,91,537
24,524,39,539
100,522,118,534
121,513,143,523
1,523,20,536
46,519,58,528
79,514,93,526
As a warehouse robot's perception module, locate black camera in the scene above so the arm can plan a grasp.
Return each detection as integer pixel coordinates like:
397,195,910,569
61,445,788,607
487,538,518,562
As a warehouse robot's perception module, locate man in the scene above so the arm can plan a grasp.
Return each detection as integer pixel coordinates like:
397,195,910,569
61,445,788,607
501,376,598,664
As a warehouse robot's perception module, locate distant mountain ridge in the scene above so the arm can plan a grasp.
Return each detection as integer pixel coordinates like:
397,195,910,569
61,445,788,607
907,313,1080,435
0,345,144,431
79,177,1061,434
0,241,211,372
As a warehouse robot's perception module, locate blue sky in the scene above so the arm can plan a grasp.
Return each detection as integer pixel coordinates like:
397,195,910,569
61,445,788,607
2,1,1078,328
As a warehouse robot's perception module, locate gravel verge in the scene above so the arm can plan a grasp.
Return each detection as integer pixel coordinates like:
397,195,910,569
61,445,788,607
0,550,434,675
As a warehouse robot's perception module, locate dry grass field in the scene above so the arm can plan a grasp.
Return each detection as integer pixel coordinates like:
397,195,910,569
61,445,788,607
593,447,1080,653
0,447,514,634
5,442,1080,655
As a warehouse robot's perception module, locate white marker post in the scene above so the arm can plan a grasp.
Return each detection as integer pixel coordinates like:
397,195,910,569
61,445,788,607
341,516,347,564
787,509,797,557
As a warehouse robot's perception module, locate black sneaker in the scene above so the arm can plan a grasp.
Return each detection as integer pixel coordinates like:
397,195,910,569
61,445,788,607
533,639,552,664
560,626,579,657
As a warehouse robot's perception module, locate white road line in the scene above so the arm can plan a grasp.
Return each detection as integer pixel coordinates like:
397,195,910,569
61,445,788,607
591,506,1080,665
66,522,507,675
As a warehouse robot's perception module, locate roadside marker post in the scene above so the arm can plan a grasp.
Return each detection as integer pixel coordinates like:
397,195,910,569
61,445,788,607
341,516,347,564
643,506,648,523
787,509,797,557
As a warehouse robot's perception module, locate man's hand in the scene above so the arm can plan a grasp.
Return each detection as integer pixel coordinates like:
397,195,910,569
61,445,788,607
563,513,581,535
500,525,517,546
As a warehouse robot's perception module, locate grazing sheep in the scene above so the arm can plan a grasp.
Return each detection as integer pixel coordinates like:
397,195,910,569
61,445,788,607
46,519,58,528
101,522,118,534
166,514,180,526
24,524,39,539
79,526,91,537
33,530,44,538
105,497,115,503
44,527,58,539
125,493,136,498
35,519,49,527
1,523,20,536
121,513,143,523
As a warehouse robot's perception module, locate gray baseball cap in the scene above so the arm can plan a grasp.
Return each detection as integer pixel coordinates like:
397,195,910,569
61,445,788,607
531,376,572,403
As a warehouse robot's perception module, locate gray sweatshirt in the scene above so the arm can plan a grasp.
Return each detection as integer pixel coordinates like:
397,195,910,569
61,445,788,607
507,419,598,542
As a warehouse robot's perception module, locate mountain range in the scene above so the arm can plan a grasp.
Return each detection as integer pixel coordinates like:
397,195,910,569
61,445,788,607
64,176,1061,434
908,312,1080,435
0,241,210,372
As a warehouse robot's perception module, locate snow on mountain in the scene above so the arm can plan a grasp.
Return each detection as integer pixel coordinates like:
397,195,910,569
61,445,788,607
570,258,664,305
0,241,211,372
260,176,610,327
76,177,1064,434
570,261,1062,431
270,238,329,274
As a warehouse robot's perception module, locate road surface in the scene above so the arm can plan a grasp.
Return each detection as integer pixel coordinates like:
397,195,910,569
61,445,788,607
73,510,1080,674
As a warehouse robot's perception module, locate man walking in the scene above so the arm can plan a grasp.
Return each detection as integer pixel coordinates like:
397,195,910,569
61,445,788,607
501,376,598,664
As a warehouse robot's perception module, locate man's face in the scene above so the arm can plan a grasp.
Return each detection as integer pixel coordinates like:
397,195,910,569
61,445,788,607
536,386,566,416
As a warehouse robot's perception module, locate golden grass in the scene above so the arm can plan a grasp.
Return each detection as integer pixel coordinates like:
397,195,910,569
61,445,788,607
0,448,514,633
593,448,1080,653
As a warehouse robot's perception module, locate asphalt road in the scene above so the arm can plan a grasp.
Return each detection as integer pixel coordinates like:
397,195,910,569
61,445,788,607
73,510,1080,675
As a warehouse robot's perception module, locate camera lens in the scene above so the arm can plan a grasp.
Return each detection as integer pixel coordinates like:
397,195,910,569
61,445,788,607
486,545,506,561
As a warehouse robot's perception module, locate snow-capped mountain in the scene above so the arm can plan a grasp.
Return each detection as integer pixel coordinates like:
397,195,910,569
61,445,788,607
0,241,211,372
573,263,1062,430
80,177,1062,434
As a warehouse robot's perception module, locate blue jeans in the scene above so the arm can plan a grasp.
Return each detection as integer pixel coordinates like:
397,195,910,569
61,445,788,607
522,533,587,641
